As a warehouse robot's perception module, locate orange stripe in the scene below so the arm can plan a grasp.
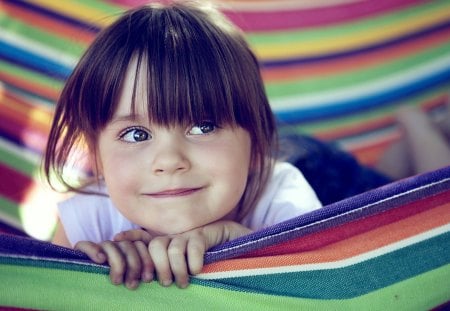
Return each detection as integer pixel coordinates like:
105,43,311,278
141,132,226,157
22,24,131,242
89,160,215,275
0,104,49,135
2,2,95,44
314,94,448,141
261,27,450,82
203,200,450,273
0,72,61,101
0,92,53,133
351,141,398,167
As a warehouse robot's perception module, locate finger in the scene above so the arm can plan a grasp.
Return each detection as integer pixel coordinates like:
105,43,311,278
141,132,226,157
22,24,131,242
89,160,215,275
74,241,106,264
114,230,153,244
100,241,126,285
116,241,142,289
186,236,207,275
148,237,172,287
167,237,189,288
134,240,154,282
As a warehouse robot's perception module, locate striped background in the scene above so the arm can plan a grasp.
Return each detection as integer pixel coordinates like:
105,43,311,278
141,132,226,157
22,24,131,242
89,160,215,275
1,0,450,238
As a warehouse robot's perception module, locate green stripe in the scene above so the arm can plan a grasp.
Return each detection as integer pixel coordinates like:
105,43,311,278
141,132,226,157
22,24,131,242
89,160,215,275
0,196,21,226
0,60,64,92
193,231,450,299
0,14,86,57
265,41,450,98
0,146,38,177
279,83,450,136
0,258,448,310
67,0,123,12
1,231,448,301
246,1,450,46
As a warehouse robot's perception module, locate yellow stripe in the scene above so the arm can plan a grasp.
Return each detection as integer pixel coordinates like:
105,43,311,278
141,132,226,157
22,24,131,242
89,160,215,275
26,0,122,27
253,6,450,59
0,97,52,128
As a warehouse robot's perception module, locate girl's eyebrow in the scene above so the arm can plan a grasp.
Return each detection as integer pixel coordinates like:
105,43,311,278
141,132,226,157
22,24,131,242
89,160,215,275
109,114,144,124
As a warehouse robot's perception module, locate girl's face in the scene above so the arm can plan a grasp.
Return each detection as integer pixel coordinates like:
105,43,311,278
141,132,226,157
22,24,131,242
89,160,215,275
96,60,252,235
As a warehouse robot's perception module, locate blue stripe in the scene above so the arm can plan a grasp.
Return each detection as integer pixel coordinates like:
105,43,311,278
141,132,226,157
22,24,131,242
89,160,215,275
273,68,450,123
196,232,450,299
0,41,72,80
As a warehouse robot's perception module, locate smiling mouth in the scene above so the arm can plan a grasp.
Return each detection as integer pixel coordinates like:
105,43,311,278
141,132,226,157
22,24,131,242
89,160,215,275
146,188,202,198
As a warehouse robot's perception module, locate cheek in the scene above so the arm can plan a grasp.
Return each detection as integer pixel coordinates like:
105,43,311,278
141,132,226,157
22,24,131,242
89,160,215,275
100,154,138,198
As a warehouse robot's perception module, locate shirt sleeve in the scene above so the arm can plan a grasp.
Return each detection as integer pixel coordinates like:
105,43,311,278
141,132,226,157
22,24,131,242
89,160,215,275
242,162,322,230
58,192,139,247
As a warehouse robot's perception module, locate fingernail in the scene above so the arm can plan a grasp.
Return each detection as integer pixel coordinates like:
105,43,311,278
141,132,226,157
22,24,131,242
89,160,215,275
142,272,153,282
126,280,138,289
178,282,189,289
161,279,172,287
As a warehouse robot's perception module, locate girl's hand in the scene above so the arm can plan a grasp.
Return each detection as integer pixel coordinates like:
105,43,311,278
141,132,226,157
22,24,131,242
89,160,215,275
74,229,154,290
149,221,251,288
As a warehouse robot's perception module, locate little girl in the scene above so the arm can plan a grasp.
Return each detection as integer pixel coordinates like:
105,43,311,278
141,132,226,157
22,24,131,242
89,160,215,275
45,1,322,289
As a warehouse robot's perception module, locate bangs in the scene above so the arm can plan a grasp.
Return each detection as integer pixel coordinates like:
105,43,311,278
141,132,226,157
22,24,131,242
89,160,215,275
125,6,255,128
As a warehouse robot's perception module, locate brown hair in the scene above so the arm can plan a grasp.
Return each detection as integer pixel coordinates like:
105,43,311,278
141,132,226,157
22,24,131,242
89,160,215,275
44,1,277,220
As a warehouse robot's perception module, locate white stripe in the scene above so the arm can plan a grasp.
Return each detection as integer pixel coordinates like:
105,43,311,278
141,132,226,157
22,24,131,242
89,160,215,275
270,54,450,111
218,0,362,12
197,224,450,280
206,176,450,258
0,213,23,230
0,31,78,68
0,252,108,271
0,137,41,164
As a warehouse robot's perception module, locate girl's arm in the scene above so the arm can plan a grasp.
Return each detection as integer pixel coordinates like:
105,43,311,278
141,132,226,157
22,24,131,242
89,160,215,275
52,219,72,248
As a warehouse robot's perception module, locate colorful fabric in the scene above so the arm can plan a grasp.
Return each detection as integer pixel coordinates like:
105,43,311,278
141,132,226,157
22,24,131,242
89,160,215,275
0,2,449,309
0,166,449,310
1,0,450,238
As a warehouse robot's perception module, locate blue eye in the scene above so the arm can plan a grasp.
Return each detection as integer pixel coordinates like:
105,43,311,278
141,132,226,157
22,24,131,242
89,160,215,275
120,127,151,142
188,121,216,135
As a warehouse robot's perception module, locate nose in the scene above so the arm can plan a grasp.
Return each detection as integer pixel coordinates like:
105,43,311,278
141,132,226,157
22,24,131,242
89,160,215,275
151,135,190,175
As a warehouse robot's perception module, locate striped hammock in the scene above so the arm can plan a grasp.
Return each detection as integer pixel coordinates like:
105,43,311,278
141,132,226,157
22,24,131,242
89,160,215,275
0,1,449,309
1,0,450,239
0,166,449,310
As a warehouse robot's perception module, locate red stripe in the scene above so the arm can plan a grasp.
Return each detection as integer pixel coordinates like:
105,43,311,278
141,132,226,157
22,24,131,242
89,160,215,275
0,116,48,153
2,2,96,44
314,95,449,141
224,0,425,32
0,163,34,204
262,26,450,82
242,189,449,258
0,72,60,102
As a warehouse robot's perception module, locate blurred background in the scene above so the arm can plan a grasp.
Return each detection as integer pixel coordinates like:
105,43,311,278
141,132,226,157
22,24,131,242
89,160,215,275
1,0,449,239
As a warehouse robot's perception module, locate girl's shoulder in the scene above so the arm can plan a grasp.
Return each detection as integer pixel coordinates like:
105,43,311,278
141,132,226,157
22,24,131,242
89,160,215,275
57,184,137,245
241,161,322,230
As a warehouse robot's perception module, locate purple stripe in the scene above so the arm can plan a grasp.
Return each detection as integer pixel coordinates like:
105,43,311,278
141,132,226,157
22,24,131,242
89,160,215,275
262,19,450,68
4,0,101,33
204,166,450,263
0,168,448,266
225,0,424,32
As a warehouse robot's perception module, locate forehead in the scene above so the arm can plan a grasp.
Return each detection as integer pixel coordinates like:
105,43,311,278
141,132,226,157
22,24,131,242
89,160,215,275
111,51,237,128
115,56,147,117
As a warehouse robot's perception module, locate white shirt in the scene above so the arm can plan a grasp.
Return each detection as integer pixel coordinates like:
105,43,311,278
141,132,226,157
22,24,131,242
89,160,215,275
58,162,322,246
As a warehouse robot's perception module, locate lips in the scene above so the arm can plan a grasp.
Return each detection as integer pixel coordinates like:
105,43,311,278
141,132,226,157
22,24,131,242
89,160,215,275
146,188,202,198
